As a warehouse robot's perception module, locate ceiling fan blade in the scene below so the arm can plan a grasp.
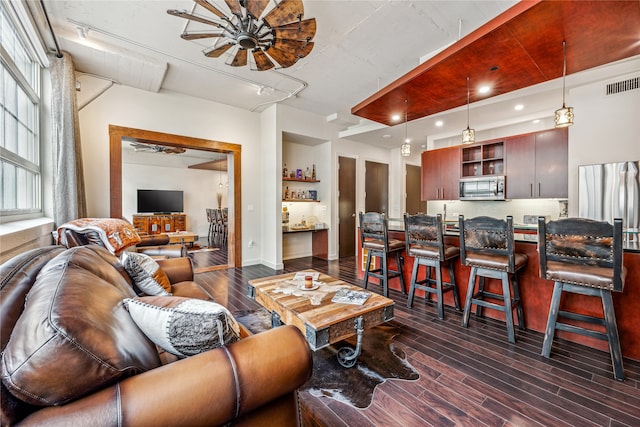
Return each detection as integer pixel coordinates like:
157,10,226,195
251,49,275,71
245,0,270,19
265,46,298,68
272,39,314,58
193,0,228,19
272,18,316,41
224,0,243,17
263,0,304,28
205,43,234,58
167,9,221,28
181,32,224,40
230,48,248,67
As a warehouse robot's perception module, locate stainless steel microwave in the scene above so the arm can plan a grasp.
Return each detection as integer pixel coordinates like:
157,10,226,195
459,176,506,200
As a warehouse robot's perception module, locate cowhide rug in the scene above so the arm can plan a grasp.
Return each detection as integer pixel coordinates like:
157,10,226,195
234,308,419,409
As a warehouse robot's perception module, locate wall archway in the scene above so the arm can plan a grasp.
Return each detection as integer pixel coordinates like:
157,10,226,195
109,124,241,268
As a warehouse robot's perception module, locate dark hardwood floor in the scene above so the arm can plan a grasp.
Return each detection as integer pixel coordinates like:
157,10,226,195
194,256,640,427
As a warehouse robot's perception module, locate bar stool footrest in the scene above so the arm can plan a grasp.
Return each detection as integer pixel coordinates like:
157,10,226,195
558,310,606,326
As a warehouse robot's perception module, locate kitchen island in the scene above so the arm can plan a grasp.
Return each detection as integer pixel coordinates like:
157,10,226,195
357,221,640,360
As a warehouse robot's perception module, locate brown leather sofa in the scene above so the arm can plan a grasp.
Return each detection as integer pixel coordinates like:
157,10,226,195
0,245,313,426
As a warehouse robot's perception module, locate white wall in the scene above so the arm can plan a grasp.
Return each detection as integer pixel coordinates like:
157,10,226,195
567,70,640,216
122,162,227,238
77,84,262,264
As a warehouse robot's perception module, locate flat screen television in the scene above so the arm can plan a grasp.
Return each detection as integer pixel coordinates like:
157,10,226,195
137,189,184,214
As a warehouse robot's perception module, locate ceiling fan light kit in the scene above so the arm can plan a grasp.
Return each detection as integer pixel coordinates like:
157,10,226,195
554,40,574,128
130,142,186,154
168,0,316,71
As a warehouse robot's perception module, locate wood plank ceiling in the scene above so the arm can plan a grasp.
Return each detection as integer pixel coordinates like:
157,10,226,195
351,0,640,125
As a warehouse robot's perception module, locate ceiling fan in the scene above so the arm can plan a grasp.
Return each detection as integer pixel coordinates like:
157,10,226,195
130,142,187,154
167,0,316,71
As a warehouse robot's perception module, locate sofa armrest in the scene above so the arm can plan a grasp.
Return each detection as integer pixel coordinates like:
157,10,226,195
156,257,194,283
17,325,313,427
137,234,170,246
137,244,187,258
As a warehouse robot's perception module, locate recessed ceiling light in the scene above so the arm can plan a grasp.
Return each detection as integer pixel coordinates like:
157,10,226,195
478,85,491,94
514,104,524,111
391,114,401,122
532,119,541,124
435,120,443,127
382,134,391,139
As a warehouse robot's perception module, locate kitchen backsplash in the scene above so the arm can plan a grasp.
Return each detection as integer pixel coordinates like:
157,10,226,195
427,199,567,224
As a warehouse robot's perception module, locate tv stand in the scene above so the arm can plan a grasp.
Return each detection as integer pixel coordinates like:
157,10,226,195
132,213,186,235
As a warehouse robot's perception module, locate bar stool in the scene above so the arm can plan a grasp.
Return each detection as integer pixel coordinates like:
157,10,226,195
359,212,406,297
404,213,460,320
538,217,626,381
459,215,528,343
206,208,216,243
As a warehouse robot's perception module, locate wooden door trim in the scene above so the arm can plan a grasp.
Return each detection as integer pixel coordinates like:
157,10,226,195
109,125,242,268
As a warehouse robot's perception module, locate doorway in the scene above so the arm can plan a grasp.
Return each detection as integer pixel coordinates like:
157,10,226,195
365,160,389,214
405,164,426,214
338,156,356,258
109,125,241,269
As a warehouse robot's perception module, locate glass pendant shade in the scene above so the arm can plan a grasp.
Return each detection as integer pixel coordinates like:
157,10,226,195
401,140,411,156
554,105,574,127
462,127,475,144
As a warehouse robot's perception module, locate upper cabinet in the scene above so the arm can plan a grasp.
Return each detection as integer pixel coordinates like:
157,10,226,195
505,128,568,199
421,146,460,200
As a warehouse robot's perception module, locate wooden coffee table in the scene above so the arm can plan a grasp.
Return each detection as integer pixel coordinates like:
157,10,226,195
247,270,394,367
165,231,198,247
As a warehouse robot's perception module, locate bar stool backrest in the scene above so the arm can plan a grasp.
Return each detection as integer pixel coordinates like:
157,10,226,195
359,212,390,251
459,215,516,273
404,213,445,259
538,217,624,292
206,208,215,223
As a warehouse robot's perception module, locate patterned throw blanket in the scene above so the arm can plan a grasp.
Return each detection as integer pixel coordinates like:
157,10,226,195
57,218,141,255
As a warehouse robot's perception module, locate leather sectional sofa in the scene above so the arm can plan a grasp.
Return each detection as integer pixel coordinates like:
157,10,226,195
0,244,313,426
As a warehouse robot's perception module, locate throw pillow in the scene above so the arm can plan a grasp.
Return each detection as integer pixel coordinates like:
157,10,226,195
57,218,141,255
121,251,172,295
123,296,241,357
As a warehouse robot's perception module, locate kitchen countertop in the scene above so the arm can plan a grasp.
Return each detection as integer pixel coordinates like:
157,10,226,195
283,225,328,233
387,218,639,252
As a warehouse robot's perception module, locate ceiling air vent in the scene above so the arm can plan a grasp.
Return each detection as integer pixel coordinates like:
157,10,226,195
605,76,639,96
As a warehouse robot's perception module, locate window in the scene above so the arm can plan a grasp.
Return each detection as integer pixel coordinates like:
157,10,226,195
1,2,42,217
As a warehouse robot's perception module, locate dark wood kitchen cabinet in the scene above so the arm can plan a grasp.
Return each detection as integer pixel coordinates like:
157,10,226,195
505,128,568,199
421,146,460,200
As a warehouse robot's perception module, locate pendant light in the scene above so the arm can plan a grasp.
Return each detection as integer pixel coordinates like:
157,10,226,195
554,40,574,128
218,154,224,189
401,99,411,157
462,76,475,144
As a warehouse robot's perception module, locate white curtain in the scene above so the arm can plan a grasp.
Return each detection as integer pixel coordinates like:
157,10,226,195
49,52,87,225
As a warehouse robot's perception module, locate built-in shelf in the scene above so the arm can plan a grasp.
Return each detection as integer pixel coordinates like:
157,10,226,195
282,199,321,202
461,141,504,177
283,178,320,183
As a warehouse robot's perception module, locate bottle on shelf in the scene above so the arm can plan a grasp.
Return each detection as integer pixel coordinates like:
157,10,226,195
312,164,316,180
305,167,311,179
283,163,288,177
284,186,290,199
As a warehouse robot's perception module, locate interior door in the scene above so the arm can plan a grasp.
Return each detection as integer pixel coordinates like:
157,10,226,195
338,156,356,258
365,161,388,214
406,164,426,214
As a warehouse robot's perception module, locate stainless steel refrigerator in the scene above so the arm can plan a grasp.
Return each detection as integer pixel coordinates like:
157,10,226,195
578,161,639,233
